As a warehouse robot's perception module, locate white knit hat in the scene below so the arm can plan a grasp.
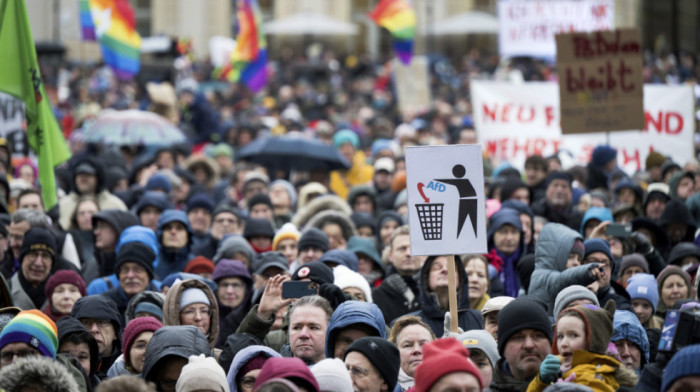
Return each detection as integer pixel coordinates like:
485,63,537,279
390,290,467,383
176,354,230,392
333,265,372,303
180,288,211,309
310,358,354,392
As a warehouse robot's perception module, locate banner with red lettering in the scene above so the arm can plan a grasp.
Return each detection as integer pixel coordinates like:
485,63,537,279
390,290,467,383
498,0,614,58
470,81,694,174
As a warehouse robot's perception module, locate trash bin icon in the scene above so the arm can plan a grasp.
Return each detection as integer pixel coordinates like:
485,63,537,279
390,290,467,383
415,203,444,240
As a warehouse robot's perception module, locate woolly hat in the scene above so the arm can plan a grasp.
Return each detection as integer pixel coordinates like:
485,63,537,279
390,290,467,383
414,338,483,392
254,357,319,392
213,204,243,221
243,218,275,239
668,242,700,266
187,193,215,214
657,266,692,304
122,316,162,366
457,329,500,368
0,309,58,358
350,212,376,231
292,261,334,285
270,180,298,207
248,194,273,211
311,358,354,392
176,354,230,392
211,143,234,159
626,273,659,313
480,296,515,317
214,235,256,264
272,223,301,251
334,265,373,302
253,252,288,275
620,253,650,275
44,270,87,303
591,145,617,168
19,227,56,264
555,301,616,355
298,228,329,252
661,344,700,391
212,259,252,284
180,288,211,309
145,173,172,193
344,337,400,392
645,151,666,169
553,285,600,319
583,238,614,263
184,256,216,276
319,249,359,272
497,297,552,356
116,241,156,280
570,239,585,259
545,171,573,187
333,129,359,149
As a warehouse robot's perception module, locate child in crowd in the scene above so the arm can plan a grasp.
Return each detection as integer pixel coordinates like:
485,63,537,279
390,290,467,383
626,273,664,329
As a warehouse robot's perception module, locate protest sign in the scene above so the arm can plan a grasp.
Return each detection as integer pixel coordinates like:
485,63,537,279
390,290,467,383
405,145,487,256
470,81,694,173
393,56,431,117
498,0,614,58
556,28,644,134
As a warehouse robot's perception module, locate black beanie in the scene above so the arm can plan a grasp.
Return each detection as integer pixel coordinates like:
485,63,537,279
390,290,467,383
298,228,329,252
497,297,553,356
19,227,56,263
344,337,400,392
243,218,275,239
248,193,273,210
292,261,334,285
545,171,572,187
115,242,156,279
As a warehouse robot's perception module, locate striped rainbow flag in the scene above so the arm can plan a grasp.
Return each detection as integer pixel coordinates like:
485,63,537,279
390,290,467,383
82,0,141,80
79,0,96,40
369,0,416,65
219,0,267,92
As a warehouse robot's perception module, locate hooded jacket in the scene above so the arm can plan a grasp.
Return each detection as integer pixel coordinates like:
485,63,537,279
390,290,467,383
487,208,525,298
0,355,81,392
124,290,165,324
292,195,353,230
330,150,374,201
156,209,195,280
407,256,483,337
59,155,128,230
142,325,212,384
611,310,650,369
90,209,139,280
308,210,358,244
579,207,613,236
215,260,254,349
162,278,219,348
226,345,281,392
324,301,386,358
372,268,421,327
56,316,101,387
658,199,696,245
70,295,122,379
529,223,597,315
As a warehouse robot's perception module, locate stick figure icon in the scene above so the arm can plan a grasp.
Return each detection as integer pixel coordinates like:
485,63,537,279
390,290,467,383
435,164,477,238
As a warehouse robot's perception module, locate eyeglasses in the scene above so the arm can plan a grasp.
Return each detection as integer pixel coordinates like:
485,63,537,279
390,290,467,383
220,281,245,291
583,257,610,267
119,264,147,275
80,318,112,329
180,306,210,318
131,341,149,351
0,348,39,365
347,365,371,378
25,250,52,261
240,376,257,391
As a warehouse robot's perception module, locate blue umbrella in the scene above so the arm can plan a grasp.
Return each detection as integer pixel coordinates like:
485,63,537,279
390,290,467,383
237,135,350,171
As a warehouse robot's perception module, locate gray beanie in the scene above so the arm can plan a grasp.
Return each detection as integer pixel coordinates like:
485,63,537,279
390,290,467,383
457,329,500,368
553,285,600,319
214,235,256,264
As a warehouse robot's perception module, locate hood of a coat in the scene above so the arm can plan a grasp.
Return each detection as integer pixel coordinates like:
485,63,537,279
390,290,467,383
535,223,582,271
418,255,470,318
325,301,386,358
56,316,100,376
162,278,219,348
226,345,281,392
142,325,211,383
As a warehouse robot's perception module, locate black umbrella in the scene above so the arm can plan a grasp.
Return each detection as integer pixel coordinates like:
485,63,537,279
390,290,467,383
237,135,351,172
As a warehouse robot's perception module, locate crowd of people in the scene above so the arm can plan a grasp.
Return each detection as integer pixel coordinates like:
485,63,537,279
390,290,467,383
0,44,698,392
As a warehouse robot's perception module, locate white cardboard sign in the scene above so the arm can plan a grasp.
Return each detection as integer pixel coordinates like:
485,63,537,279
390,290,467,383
405,145,487,256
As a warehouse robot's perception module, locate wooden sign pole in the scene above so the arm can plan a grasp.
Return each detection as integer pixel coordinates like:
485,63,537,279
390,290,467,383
447,254,459,333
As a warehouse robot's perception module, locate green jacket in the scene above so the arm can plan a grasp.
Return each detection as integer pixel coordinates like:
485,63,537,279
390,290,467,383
236,304,288,353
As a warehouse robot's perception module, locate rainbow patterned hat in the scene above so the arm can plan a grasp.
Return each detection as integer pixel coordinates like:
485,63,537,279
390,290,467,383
0,309,58,358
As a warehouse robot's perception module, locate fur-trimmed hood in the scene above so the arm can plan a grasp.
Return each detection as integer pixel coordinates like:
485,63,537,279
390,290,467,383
185,154,221,189
293,195,352,230
307,210,357,241
162,278,219,348
0,355,80,391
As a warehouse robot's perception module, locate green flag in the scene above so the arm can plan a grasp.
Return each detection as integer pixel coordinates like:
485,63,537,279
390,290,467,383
0,0,71,210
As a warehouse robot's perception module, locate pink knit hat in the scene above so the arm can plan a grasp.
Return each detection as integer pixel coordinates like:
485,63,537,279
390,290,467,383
122,316,163,366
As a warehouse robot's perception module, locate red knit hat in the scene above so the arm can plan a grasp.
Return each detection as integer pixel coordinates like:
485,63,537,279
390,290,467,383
414,338,483,392
122,316,163,366
44,270,87,301
184,256,216,275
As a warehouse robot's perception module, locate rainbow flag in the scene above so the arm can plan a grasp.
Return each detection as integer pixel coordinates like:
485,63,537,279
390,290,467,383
369,0,416,65
218,0,267,92
82,0,141,80
79,0,96,40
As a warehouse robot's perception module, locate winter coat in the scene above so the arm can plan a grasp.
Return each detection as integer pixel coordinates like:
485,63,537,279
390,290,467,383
307,210,358,243
579,207,613,236
235,304,289,353
216,282,254,349
70,294,122,380
226,345,281,392
372,269,421,326
155,209,195,280
10,254,79,310
529,223,597,315
0,355,81,392
91,209,140,279
526,351,637,392
325,301,386,358
292,195,353,230
531,197,583,231
102,281,160,327
0,272,12,308
162,278,220,349
485,358,532,392
330,150,374,200
487,208,526,298
406,256,482,337
142,325,212,384
56,316,101,388
658,199,696,245
124,290,165,324
611,310,650,369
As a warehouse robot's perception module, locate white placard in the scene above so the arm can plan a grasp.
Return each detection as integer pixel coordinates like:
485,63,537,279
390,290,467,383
470,81,695,173
405,145,487,256
497,0,614,58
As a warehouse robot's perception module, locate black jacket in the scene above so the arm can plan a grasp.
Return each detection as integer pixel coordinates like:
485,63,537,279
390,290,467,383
372,267,421,326
70,295,123,380
91,209,139,278
102,281,160,327
56,316,101,389
142,326,211,384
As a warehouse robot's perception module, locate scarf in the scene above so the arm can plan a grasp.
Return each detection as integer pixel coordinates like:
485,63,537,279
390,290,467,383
495,246,522,298
18,271,47,309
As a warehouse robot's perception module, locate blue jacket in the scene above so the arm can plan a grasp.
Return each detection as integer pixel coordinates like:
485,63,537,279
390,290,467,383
155,210,194,280
612,310,650,367
325,301,386,358
226,345,281,392
580,207,613,236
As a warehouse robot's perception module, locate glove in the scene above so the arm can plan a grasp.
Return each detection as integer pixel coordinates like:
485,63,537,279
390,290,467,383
442,312,464,338
539,354,562,384
318,283,347,310
630,232,653,254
